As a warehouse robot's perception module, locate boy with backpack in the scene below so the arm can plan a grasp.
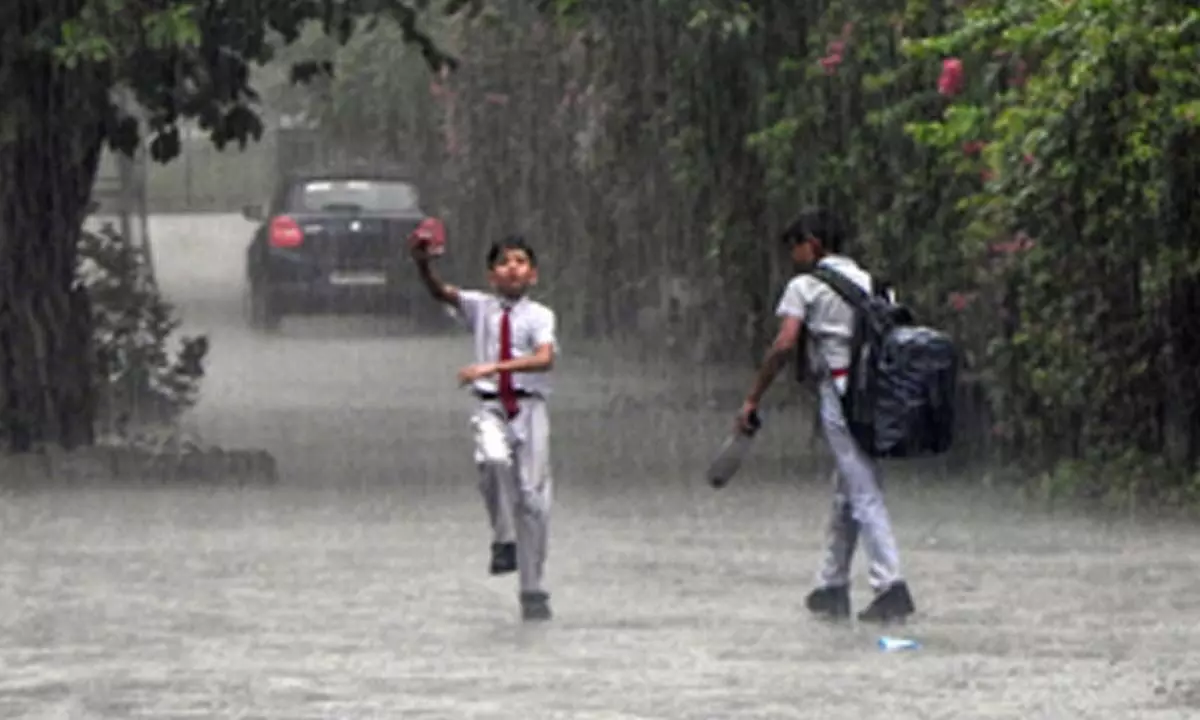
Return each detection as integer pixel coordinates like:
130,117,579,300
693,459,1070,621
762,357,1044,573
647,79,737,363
736,207,955,623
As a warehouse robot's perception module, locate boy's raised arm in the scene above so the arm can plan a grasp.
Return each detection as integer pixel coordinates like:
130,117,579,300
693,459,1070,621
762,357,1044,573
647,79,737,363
412,250,460,307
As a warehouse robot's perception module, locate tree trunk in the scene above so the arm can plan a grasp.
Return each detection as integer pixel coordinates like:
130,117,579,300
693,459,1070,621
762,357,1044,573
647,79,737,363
0,54,107,453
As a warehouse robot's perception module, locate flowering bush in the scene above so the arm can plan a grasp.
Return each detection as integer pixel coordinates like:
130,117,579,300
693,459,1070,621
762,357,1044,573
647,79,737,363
738,0,1200,494
900,0,1200,480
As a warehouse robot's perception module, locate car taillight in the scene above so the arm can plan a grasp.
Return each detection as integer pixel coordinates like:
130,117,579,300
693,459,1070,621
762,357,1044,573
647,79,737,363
269,215,303,248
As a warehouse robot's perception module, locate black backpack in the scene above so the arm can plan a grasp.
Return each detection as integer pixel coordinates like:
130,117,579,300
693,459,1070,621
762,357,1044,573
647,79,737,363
810,265,960,459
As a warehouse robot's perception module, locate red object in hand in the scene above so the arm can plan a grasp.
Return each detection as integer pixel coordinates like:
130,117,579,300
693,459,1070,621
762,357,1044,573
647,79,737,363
410,217,446,256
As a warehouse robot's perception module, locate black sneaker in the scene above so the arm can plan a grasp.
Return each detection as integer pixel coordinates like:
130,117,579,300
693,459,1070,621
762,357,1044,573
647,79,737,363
520,591,552,622
489,542,517,575
857,581,915,624
805,585,851,620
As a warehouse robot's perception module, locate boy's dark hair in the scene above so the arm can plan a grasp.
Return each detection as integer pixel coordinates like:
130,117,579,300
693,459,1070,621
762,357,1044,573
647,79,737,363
486,234,538,268
780,207,848,253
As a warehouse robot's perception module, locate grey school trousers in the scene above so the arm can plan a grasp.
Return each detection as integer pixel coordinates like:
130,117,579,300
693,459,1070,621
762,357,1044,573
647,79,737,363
815,379,903,592
471,397,552,596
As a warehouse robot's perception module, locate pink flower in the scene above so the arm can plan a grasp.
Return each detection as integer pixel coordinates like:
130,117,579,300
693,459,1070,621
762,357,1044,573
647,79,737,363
819,33,849,76
938,57,965,97
1022,153,1035,166
484,92,510,106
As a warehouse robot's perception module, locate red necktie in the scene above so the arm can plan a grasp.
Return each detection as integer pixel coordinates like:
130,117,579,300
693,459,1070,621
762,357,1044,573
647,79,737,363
498,307,519,418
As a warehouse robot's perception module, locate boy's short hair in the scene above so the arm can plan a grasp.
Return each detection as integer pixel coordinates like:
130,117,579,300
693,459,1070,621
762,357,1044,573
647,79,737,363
486,234,538,268
780,207,847,253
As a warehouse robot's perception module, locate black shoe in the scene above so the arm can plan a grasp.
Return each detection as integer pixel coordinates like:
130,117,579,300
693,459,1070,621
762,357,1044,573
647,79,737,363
857,581,915,624
520,591,552,621
489,542,517,575
805,585,851,620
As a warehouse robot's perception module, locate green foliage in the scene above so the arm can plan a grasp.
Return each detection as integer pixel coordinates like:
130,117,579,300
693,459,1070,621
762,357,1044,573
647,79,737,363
80,222,208,436
898,0,1200,473
5,0,458,163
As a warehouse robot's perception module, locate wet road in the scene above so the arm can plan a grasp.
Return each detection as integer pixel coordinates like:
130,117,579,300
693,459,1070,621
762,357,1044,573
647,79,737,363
2,213,1200,718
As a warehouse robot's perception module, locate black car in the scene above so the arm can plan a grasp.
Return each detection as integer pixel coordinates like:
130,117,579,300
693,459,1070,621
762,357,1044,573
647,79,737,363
242,171,442,331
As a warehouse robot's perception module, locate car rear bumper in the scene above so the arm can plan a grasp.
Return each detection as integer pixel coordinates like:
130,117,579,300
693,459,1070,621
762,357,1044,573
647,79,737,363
253,245,433,310
270,279,418,309
258,262,421,309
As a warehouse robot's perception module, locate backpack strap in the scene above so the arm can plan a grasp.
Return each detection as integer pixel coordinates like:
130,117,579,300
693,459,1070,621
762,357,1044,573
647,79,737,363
812,264,911,333
793,266,887,386
808,265,878,448
811,265,874,314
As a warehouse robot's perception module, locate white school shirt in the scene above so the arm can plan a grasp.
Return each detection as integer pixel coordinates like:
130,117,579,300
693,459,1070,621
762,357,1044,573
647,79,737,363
456,290,558,398
775,255,893,387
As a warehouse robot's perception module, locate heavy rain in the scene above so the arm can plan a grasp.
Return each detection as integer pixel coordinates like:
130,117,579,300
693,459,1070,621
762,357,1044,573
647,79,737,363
2,1,1200,717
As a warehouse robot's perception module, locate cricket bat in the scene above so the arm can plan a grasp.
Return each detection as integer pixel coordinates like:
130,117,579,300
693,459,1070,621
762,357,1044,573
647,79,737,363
706,411,762,489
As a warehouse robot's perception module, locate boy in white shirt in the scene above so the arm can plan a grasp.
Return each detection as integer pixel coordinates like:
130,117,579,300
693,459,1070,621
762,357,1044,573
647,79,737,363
736,208,916,623
410,233,558,622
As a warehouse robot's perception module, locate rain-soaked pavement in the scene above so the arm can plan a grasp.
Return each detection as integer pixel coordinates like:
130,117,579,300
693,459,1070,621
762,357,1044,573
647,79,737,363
2,213,1200,718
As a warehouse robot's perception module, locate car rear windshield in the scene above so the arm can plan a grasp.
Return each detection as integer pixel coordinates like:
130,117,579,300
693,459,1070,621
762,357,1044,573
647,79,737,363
288,179,419,214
